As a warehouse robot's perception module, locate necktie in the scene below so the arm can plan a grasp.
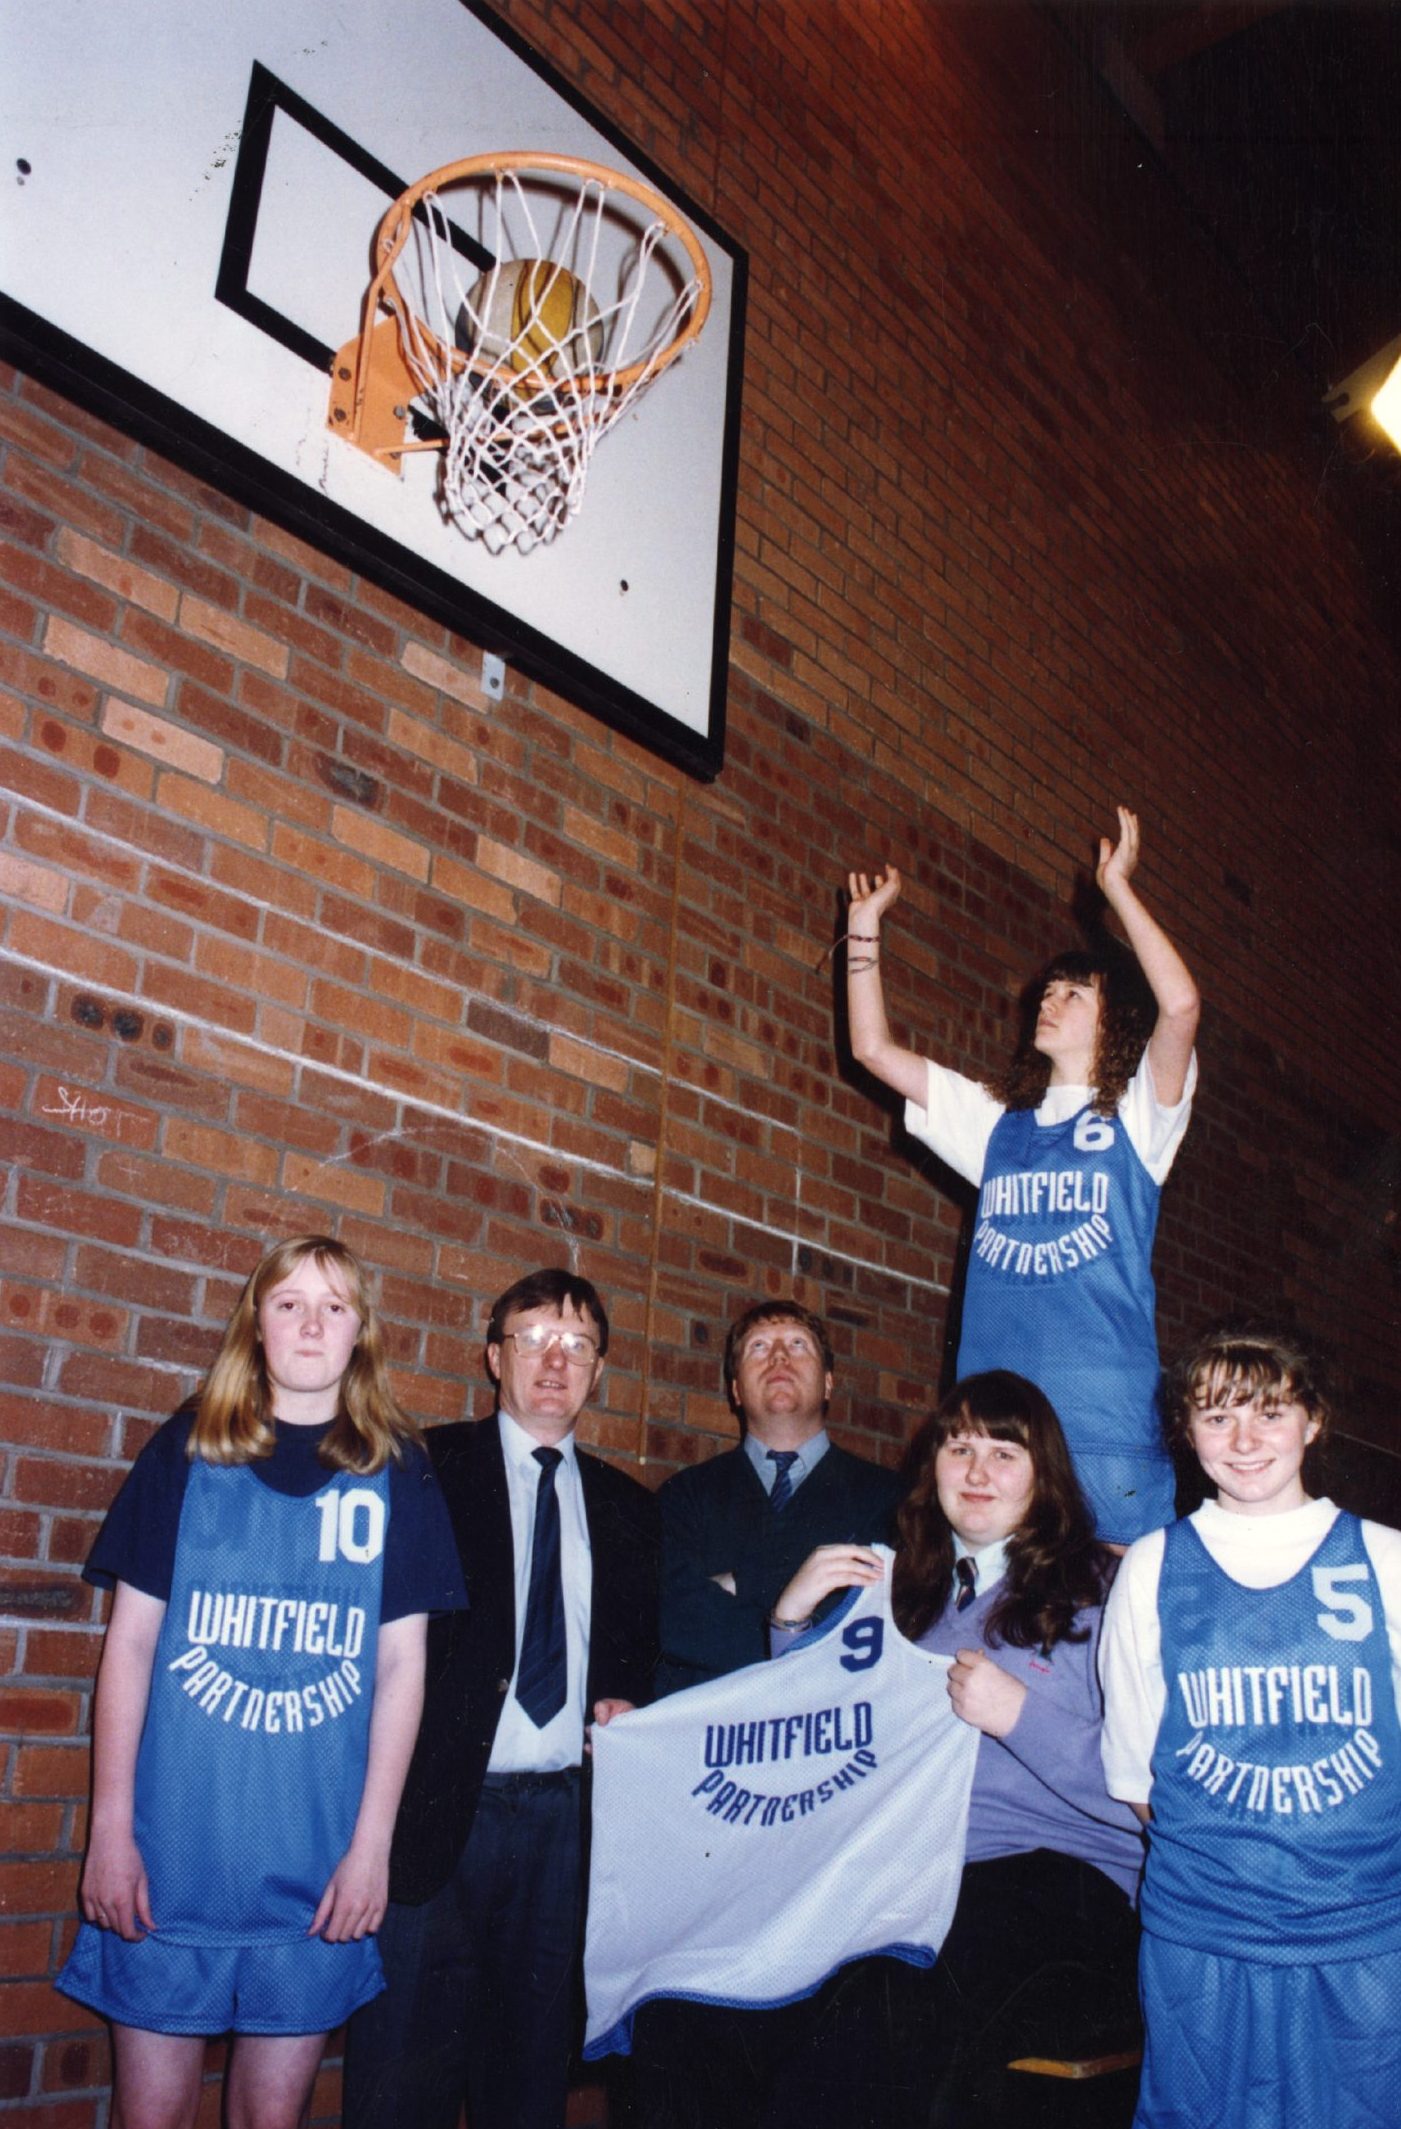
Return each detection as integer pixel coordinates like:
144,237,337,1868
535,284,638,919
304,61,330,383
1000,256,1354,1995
954,1556,978,1612
767,1449,799,1512
515,1447,566,1728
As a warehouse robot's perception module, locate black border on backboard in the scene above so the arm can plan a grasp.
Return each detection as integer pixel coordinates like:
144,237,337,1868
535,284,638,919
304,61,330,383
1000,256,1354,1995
0,0,746,783
214,62,495,376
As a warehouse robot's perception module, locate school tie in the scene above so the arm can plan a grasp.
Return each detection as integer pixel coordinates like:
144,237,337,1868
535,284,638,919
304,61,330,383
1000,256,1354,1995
767,1449,799,1512
515,1447,566,1728
954,1556,978,1612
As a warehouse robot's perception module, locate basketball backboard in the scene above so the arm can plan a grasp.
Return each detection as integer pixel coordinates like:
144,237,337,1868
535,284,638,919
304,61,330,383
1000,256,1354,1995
0,0,746,780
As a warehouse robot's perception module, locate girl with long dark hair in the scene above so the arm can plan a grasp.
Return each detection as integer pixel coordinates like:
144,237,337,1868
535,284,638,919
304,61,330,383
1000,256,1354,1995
771,1370,1143,2124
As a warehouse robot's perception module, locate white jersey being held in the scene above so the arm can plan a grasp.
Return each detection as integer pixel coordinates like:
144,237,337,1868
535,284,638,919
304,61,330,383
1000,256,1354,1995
583,1551,978,2057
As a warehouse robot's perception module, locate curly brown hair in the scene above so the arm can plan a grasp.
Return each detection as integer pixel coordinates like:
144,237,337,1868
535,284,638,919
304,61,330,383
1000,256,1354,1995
891,1371,1113,1652
989,948,1155,1118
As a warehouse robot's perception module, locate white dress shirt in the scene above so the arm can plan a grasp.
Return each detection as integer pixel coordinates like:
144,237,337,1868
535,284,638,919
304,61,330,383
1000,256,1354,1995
487,1409,594,1773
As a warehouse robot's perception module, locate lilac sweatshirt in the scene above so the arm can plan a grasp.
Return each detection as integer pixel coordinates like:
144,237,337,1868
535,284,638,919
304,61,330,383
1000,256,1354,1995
917,1576,1144,1902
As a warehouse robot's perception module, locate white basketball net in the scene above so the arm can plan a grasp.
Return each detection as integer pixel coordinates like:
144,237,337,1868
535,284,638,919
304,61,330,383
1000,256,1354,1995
392,167,707,556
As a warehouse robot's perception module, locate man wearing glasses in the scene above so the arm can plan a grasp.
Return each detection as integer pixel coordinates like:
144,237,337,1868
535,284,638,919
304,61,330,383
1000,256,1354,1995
656,1300,901,1694
344,1269,658,2129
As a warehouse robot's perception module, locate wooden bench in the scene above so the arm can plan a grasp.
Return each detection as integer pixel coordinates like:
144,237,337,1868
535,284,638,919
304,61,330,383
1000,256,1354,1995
1009,2045,1142,2081
1003,2036,1142,2126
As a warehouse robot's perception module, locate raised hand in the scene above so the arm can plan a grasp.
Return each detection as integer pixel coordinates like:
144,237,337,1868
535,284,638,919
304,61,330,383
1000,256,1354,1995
842,864,930,1107
1095,807,1140,901
846,866,904,929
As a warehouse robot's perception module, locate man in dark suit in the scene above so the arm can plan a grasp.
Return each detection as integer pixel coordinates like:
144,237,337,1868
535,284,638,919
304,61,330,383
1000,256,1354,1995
636,1299,902,2125
342,1268,658,2129
656,1298,902,1695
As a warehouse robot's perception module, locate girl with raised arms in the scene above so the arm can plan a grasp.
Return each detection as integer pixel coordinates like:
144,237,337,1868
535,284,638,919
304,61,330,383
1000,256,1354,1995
58,1235,465,2129
771,1370,1143,2124
844,807,1200,1543
1100,1326,1401,2128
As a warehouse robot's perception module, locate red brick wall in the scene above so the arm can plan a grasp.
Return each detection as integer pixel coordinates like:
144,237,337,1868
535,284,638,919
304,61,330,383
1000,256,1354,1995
3,1,1399,2117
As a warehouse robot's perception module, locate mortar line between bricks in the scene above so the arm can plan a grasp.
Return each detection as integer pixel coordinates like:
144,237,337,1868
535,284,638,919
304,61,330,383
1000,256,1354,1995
0,943,948,1299
3,786,844,1142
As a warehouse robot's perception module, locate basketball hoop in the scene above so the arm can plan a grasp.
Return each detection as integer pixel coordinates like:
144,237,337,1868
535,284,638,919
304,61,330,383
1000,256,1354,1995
327,151,712,555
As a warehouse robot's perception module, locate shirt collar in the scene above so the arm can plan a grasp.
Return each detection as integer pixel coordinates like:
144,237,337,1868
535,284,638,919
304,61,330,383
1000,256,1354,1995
1036,1080,1091,1124
951,1533,1010,1586
744,1429,830,1488
1196,1494,1333,1545
498,1406,579,1473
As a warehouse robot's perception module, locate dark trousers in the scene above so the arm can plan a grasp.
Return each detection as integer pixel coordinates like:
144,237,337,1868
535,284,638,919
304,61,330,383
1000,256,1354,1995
920,1849,1140,2129
342,1769,584,2129
631,1962,905,2129
631,1852,1139,2129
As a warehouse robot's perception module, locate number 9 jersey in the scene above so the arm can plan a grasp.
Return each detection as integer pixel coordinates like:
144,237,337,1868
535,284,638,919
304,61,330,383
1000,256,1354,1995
583,1551,979,2058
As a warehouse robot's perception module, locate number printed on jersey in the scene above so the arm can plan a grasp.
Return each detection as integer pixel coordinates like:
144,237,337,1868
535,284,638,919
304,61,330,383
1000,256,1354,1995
315,1486,386,1565
1073,1112,1116,1153
839,1618,884,1672
1313,1564,1374,1642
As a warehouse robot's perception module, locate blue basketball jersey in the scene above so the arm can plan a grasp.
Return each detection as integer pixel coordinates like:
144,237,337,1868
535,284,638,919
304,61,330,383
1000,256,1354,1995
1142,1512,1401,1963
133,1456,388,1944
956,1099,1173,1539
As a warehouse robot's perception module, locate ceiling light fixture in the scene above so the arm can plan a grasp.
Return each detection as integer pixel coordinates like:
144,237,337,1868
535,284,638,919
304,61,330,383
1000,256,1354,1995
1324,333,1401,453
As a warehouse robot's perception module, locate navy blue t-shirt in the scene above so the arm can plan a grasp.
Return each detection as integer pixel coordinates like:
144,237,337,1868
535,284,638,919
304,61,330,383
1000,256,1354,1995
87,1408,466,1625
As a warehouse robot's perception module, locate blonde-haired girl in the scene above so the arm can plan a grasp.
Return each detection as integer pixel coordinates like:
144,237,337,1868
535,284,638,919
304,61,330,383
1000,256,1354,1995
59,1236,464,2129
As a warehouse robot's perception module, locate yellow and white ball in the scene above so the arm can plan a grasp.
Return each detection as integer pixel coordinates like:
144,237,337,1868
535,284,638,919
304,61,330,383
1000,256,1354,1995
458,257,604,389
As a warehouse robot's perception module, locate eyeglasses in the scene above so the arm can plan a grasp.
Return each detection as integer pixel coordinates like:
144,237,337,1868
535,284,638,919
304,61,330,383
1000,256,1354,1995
501,1323,599,1364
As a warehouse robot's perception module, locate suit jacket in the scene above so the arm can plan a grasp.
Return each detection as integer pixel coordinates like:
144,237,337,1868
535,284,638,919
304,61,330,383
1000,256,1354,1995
656,1441,903,1695
387,1412,660,1906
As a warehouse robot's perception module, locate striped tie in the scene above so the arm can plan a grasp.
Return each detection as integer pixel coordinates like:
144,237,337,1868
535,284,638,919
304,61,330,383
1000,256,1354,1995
954,1556,978,1612
767,1450,799,1512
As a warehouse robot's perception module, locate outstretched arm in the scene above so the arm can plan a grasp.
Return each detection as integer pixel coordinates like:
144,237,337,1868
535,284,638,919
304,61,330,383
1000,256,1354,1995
81,1581,165,1940
1096,808,1200,1107
310,1611,426,1942
843,868,930,1108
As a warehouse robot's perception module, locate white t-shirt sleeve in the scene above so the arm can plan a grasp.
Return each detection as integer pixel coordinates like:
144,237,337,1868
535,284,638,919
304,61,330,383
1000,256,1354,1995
1099,1526,1167,1804
903,1048,1196,1189
1099,1499,1401,1804
1119,1048,1197,1185
903,1058,1002,1185
1361,1519,1401,1722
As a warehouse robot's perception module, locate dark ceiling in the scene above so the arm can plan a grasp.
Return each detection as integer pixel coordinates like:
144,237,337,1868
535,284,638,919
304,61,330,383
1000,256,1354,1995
1056,2,1401,479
